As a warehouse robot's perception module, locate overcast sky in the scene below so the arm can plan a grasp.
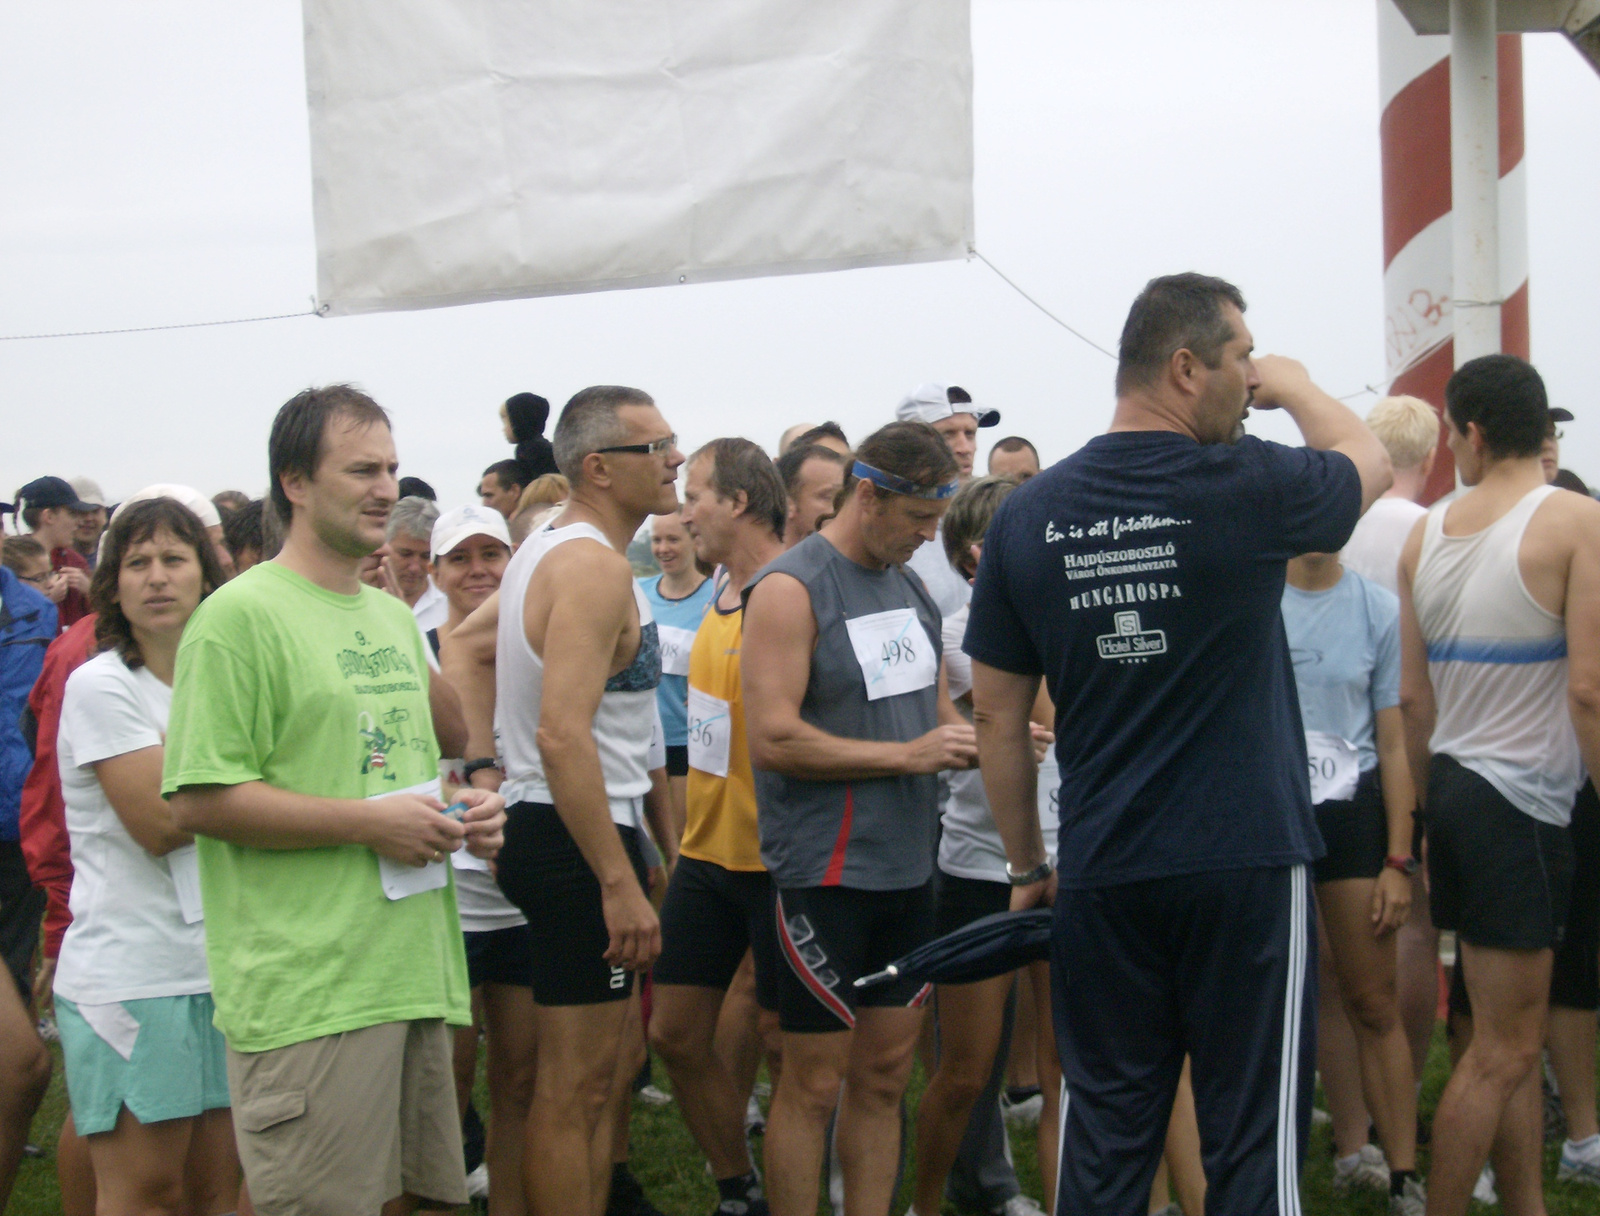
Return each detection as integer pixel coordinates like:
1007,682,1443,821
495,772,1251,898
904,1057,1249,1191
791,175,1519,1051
3,0,1597,510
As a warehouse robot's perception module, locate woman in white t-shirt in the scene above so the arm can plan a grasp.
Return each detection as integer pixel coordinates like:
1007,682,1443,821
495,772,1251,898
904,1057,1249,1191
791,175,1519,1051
53,497,238,1216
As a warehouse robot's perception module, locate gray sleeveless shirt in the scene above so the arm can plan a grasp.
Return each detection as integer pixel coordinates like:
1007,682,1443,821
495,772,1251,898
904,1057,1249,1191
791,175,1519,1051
748,533,942,890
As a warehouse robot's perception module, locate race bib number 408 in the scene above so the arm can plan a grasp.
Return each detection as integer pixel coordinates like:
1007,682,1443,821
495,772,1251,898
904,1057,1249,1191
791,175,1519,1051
657,625,696,677
845,608,938,702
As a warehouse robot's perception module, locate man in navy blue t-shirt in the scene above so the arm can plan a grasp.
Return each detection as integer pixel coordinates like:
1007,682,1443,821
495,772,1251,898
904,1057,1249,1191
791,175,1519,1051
965,273,1391,1216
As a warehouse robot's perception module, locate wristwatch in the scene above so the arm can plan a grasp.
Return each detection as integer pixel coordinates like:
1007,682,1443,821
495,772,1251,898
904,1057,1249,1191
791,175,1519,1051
461,757,502,781
1383,854,1419,876
1005,859,1055,887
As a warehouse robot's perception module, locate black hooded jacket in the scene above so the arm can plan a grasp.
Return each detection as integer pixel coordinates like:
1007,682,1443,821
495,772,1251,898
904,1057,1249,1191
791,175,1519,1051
505,392,559,483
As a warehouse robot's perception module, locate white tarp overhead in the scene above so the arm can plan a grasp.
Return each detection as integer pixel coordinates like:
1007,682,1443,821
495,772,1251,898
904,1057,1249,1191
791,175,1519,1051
303,0,974,317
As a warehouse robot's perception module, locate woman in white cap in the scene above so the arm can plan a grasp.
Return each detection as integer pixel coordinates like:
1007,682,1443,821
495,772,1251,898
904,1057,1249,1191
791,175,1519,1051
430,505,530,1212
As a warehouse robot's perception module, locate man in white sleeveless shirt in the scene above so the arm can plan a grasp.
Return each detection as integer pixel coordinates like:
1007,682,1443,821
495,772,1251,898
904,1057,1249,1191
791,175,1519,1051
1397,355,1600,1216
468,386,684,1216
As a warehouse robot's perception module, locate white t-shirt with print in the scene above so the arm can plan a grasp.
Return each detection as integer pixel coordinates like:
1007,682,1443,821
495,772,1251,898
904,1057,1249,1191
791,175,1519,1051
53,651,211,1004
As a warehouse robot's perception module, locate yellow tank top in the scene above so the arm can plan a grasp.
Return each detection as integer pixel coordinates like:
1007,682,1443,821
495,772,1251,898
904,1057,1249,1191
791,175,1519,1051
681,597,764,871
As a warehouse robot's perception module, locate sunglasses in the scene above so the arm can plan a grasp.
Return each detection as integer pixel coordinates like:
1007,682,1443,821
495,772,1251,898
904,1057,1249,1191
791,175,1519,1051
594,434,677,457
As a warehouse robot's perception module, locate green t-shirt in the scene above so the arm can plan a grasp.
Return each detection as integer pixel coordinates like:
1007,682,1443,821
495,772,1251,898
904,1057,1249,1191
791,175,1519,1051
162,562,470,1052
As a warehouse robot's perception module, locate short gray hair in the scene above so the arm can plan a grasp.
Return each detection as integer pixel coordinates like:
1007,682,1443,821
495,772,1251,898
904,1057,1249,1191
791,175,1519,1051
553,386,654,482
386,496,439,546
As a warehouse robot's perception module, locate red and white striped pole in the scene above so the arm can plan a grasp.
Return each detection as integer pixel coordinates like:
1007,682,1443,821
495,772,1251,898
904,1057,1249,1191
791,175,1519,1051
1377,0,1528,503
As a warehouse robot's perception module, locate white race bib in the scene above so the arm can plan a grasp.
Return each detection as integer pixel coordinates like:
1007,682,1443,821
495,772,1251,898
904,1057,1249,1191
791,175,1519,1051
687,686,732,778
845,608,938,702
371,779,452,899
1305,731,1360,805
167,845,204,925
658,625,696,677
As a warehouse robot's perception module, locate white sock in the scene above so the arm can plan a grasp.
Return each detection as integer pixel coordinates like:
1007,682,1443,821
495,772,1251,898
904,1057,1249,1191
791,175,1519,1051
1336,1151,1361,1170
1567,1133,1600,1158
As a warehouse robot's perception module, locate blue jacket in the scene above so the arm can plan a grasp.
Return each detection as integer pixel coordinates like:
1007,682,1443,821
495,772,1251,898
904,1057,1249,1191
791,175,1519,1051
1,567,57,841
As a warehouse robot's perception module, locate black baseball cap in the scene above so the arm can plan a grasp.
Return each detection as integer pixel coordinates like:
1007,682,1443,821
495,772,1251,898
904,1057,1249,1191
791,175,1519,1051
14,476,94,514
1550,407,1574,423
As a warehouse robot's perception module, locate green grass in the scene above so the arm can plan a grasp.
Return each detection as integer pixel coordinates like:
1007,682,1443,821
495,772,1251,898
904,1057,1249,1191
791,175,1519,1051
12,1030,1599,1215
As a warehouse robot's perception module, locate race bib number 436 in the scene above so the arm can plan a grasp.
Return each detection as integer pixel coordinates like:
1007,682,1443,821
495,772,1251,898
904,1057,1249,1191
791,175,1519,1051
845,608,938,702
687,686,732,778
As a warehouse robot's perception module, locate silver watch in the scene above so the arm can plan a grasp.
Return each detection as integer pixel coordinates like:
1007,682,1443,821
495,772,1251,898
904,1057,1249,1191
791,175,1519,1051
1005,859,1054,887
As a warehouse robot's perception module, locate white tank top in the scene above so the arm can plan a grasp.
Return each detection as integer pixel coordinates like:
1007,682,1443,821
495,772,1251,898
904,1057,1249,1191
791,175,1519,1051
1414,484,1581,826
496,521,661,826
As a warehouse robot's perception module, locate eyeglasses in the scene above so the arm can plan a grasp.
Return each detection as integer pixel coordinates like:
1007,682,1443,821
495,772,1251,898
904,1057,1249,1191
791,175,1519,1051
594,434,677,457
18,571,56,587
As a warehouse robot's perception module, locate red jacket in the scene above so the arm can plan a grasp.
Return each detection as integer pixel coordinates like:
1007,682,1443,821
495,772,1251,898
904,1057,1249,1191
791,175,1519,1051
19,615,98,959
50,547,91,630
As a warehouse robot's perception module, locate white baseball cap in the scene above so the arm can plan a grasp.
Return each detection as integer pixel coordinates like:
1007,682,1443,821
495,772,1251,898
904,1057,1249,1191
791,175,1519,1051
112,483,221,529
894,383,1000,428
69,477,108,508
432,503,512,558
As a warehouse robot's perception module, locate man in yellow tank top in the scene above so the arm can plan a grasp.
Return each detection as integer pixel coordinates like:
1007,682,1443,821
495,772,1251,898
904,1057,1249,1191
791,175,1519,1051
648,439,790,1216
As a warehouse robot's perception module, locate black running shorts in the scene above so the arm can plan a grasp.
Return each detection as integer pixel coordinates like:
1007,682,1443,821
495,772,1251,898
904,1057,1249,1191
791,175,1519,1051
653,855,780,1010
496,801,649,1006
463,924,533,990
934,870,1013,940
773,882,936,1033
1426,755,1574,951
1312,767,1388,885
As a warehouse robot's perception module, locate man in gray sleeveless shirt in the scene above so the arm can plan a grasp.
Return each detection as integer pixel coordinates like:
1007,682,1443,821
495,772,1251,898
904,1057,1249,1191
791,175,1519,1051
743,420,979,1216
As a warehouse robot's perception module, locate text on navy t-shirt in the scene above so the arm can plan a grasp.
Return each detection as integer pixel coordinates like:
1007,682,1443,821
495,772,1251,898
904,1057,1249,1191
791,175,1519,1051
963,432,1362,889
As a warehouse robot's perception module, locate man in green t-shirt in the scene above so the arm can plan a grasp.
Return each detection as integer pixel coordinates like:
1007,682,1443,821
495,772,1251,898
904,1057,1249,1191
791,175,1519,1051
163,385,506,1216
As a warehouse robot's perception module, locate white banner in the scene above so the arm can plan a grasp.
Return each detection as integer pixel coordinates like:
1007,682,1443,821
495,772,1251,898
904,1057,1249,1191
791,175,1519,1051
303,0,974,316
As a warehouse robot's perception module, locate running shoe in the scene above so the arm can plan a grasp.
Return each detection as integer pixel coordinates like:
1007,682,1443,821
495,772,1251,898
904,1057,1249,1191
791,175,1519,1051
745,1094,766,1136
1389,1176,1426,1216
1332,1143,1389,1191
464,1164,490,1200
1000,1089,1043,1128
1557,1138,1600,1185
636,1083,673,1108
994,1195,1044,1216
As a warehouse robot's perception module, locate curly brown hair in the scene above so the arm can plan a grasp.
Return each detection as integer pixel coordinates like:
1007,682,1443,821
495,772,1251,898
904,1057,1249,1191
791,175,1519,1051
90,498,227,669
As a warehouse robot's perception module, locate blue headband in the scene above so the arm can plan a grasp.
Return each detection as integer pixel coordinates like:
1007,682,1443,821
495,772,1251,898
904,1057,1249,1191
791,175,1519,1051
852,460,960,501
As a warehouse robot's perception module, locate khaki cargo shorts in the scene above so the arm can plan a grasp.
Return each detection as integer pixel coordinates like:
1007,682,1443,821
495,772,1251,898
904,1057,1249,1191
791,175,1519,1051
227,1019,466,1216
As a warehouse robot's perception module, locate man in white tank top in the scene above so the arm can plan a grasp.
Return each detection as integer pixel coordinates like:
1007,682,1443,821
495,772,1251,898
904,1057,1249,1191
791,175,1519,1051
1397,355,1600,1216
460,386,685,1216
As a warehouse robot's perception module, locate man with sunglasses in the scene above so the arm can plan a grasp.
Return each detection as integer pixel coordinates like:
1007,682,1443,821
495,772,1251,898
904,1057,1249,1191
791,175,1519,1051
468,386,683,1216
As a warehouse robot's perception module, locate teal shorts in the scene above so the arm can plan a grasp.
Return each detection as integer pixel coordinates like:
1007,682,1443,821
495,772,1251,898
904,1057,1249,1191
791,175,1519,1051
57,994,231,1135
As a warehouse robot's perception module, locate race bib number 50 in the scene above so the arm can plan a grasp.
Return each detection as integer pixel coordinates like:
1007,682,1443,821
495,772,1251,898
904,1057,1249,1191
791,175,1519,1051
1305,731,1360,805
845,608,938,702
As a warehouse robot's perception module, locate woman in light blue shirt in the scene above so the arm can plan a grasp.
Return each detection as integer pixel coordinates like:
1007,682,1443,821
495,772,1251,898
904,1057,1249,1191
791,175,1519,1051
1283,551,1421,1207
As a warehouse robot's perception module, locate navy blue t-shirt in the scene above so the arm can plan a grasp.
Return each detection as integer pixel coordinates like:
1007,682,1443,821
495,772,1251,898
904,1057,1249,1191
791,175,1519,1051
964,432,1362,889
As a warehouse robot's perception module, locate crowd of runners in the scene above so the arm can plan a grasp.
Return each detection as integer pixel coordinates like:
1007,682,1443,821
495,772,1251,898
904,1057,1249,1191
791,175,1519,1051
0,272,1596,1216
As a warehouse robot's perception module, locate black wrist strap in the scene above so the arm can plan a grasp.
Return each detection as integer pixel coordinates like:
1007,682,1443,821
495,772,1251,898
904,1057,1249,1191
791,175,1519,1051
461,757,502,780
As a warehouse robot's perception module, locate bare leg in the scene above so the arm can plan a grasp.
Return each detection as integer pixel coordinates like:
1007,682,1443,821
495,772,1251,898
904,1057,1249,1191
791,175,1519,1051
1318,879,1417,1172
1395,875,1441,1081
452,990,486,1118
651,983,756,1179
598,996,647,1216
484,983,537,1216
1426,942,1550,1216
182,1107,242,1216
1314,905,1372,1160
1147,1159,1170,1214
713,954,764,1107
1164,1058,1205,1216
1487,1064,1547,1216
836,1008,922,1216
525,1000,629,1216
1029,961,1062,1214
765,1030,850,1216
0,976,49,1208
86,1107,196,1216
1008,977,1039,1092
1546,1005,1598,1142
57,1112,96,1216
912,975,1010,1216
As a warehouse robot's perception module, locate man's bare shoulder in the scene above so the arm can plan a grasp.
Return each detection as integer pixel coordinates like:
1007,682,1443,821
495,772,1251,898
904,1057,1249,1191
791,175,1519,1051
1531,486,1600,546
535,535,633,590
